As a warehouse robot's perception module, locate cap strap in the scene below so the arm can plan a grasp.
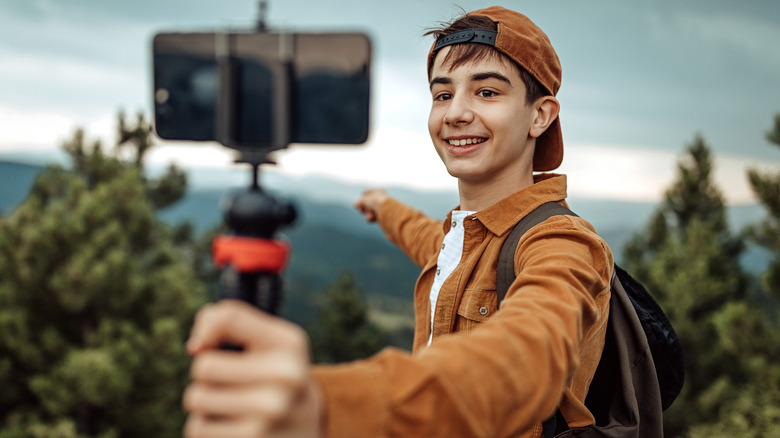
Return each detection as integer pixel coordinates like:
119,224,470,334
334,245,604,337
432,29,497,52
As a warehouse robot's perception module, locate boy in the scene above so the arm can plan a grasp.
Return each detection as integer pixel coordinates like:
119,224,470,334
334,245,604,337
183,6,613,438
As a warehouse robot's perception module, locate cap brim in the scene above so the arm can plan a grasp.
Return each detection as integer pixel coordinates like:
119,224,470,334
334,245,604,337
533,116,563,171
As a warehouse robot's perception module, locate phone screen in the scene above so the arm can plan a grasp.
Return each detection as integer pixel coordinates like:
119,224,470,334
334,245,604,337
153,31,371,147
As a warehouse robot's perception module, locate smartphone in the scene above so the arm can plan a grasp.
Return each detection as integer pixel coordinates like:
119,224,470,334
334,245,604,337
152,31,371,148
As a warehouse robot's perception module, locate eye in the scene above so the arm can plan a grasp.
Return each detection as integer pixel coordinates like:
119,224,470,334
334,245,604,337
434,92,452,101
478,89,497,98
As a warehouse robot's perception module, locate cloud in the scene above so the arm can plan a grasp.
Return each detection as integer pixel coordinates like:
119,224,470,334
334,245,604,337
644,5,780,68
272,125,454,191
4,107,776,207
1,49,141,100
272,130,780,206
562,143,780,206
0,105,114,150
145,142,236,169
1,0,778,208
675,12,780,65
561,144,676,203
373,60,430,130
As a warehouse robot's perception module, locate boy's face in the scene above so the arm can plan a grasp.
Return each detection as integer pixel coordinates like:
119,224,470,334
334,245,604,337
428,47,537,187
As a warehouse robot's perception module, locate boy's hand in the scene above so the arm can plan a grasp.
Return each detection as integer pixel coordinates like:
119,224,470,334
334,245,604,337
183,300,322,438
354,188,390,223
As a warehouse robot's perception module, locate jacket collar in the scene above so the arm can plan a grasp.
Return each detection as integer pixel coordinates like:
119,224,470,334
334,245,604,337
446,173,568,236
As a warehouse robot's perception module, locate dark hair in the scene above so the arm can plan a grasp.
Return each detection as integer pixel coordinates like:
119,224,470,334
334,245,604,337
425,14,549,105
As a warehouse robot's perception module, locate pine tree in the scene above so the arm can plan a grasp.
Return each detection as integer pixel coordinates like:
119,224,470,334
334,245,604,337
746,114,780,300
622,135,750,435
684,115,780,437
0,113,207,437
308,271,387,363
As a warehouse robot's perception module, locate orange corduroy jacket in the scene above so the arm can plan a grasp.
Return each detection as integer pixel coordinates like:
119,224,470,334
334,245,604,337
312,174,613,438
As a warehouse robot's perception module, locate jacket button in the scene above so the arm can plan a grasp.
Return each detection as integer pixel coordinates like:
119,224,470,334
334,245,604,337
479,306,488,316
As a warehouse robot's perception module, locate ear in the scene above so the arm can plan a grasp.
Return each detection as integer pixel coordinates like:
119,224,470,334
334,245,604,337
528,96,560,139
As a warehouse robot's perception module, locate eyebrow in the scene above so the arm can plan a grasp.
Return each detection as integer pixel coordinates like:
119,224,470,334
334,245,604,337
472,71,512,85
429,76,451,90
429,71,513,90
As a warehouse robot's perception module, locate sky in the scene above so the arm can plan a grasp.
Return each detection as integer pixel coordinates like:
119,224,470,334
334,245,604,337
1,0,779,205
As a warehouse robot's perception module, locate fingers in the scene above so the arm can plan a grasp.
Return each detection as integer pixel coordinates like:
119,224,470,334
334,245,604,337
185,350,309,420
354,188,389,223
357,206,377,223
184,383,297,419
186,300,308,356
184,414,266,438
183,301,319,437
183,378,322,438
190,350,308,386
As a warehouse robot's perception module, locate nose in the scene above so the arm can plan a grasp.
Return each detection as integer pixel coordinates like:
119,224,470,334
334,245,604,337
443,95,474,126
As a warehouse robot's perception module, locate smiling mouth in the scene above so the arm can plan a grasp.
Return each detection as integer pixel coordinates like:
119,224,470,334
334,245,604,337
447,137,487,146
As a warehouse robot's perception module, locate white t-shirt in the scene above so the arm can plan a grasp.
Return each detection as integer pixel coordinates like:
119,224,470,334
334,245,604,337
427,210,476,346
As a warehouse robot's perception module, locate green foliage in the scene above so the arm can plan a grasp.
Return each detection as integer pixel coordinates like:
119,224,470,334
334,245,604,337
665,135,731,233
623,131,780,436
745,115,780,301
117,111,155,166
0,114,207,437
308,271,388,363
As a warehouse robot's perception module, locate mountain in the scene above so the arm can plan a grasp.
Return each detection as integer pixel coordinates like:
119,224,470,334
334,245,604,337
0,161,42,215
2,157,774,349
3,158,773,262
2,155,775,352
1,158,773,306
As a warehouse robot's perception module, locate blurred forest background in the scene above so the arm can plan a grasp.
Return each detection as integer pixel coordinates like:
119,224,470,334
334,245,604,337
1,112,779,437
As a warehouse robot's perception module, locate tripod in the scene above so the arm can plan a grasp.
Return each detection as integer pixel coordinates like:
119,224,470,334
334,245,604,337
190,0,368,315
211,162,296,315
208,1,297,315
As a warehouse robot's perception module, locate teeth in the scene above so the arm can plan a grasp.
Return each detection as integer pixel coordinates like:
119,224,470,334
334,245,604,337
448,138,484,146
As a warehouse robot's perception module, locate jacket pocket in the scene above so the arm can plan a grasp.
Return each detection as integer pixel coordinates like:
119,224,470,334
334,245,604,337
454,288,497,332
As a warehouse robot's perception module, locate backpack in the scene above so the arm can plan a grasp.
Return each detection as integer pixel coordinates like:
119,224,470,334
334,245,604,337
496,202,684,438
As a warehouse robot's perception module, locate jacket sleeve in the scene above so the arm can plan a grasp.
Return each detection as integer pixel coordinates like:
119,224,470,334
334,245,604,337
311,216,613,438
374,198,444,268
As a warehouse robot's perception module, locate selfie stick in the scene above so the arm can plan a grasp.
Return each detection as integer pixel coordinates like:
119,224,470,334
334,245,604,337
210,12,297,315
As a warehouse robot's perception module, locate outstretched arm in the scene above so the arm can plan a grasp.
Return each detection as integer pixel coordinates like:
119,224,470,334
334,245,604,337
354,188,443,267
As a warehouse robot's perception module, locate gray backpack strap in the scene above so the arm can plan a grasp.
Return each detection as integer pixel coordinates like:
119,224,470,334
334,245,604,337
496,202,577,308
495,201,579,437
